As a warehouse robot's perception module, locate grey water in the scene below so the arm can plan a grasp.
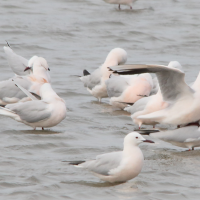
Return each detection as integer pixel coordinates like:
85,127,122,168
0,0,200,199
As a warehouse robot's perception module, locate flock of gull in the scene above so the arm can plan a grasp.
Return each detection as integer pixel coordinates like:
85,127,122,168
1,44,200,183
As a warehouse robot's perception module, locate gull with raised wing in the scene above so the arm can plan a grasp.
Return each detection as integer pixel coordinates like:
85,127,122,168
80,48,127,102
0,83,66,130
68,132,154,183
109,62,200,127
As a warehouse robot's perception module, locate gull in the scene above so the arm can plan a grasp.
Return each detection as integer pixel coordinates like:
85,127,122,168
105,73,153,109
68,132,154,183
150,126,200,151
128,61,183,128
0,54,51,105
0,82,66,130
103,0,137,10
80,48,127,102
4,45,38,76
109,61,200,127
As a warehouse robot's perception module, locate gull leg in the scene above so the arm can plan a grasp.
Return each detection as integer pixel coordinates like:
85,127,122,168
33,128,36,130
192,147,194,150
130,6,132,9
119,4,121,10
42,127,44,130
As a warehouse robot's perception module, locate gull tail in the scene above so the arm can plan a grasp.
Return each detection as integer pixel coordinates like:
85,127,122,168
83,69,90,76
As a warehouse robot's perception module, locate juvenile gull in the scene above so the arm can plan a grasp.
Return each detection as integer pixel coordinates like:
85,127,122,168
0,83,66,130
80,48,127,102
69,132,154,183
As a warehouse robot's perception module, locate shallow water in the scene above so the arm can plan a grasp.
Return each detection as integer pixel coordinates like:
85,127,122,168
0,0,200,199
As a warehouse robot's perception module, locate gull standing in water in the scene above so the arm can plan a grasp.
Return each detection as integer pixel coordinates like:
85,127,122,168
103,0,137,9
80,48,127,102
68,132,154,183
0,83,66,130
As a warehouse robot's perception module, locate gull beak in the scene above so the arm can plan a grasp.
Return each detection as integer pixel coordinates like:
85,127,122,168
143,139,154,143
24,66,31,72
48,68,50,71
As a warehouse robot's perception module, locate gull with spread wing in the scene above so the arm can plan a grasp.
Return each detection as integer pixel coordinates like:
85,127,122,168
109,62,200,127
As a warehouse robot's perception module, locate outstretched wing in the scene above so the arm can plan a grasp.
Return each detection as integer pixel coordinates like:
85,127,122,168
109,64,194,102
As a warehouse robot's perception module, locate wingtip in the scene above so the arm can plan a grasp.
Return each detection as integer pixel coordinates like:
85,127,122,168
83,69,90,76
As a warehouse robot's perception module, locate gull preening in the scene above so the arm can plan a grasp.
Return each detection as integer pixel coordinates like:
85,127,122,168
109,62,200,127
103,0,137,9
69,132,154,183
0,83,66,130
106,73,153,109
0,46,51,105
80,48,127,102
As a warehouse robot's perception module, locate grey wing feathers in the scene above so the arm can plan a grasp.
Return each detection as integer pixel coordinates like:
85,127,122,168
81,151,123,176
106,76,129,97
80,68,102,90
6,101,51,123
4,46,30,76
0,77,31,99
109,64,194,102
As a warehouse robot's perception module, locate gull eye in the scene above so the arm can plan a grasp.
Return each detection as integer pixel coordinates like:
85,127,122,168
136,137,138,139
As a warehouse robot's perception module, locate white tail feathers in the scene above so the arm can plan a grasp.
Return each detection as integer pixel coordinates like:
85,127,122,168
0,107,19,121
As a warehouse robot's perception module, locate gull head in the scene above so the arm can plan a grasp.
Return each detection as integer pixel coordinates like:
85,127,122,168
33,57,50,71
105,48,127,66
168,61,183,71
124,132,154,147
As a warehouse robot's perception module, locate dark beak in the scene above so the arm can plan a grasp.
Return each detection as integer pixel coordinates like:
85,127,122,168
24,66,31,72
143,139,154,143
48,68,50,71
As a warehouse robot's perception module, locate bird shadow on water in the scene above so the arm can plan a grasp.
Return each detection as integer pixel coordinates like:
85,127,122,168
61,180,124,188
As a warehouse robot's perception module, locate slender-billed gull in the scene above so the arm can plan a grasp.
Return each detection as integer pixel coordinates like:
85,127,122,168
80,48,127,102
106,73,153,109
103,0,137,10
0,56,51,105
109,62,200,127
0,83,66,130
150,126,200,151
68,132,154,183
